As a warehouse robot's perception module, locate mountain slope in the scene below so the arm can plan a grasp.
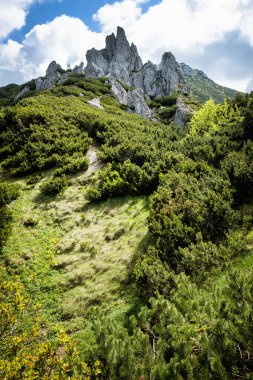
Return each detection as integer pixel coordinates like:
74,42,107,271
1,31,253,380
180,62,238,103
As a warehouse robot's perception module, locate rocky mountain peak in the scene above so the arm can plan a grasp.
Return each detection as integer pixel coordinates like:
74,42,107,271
17,26,191,123
46,61,62,76
86,26,143,85
180,62,208,79
105,33,116,60
85,26,187,97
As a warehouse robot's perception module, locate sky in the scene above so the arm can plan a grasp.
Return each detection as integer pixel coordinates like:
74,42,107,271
0,0,253,92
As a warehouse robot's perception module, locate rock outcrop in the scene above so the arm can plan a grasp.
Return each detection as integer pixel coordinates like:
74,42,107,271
84,26,189,121
14,86,30,102
127,88,151,119
19,27,192,124
173,97,193,127
86,26,143,86
73,62,85,74
87,98,104,110
110,78,151,118
35,61,71,90
180,62,208,79
85,26,188,100
110,78,128,105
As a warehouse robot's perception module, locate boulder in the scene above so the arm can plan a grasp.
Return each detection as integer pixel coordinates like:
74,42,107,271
87,98,104,110
173,97,193,127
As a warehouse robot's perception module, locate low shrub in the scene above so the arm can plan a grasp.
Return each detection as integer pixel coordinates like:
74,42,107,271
0,182,20,207
157,105,177,120
40,175,68,196
54,157,89,176
153,95,177,106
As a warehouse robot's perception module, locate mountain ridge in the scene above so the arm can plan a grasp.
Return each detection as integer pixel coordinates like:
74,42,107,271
180,62,238,103
0,26,238,124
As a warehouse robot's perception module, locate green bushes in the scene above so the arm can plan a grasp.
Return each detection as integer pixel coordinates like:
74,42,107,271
54,157,89,176
0,84,20,106
157,105,177,121
63,74,111,95
221,141,253,202
0,182,20,207
0,182,19,252
87,160,158,201
153,95,178,106
0,96,92,176
149,170,234,259
87,166,125,201
98,269,253,379
40,175,68,196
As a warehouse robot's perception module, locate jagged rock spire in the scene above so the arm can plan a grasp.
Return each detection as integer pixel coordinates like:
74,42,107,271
85,26,143,85
26,26,189,122
85,26,187,98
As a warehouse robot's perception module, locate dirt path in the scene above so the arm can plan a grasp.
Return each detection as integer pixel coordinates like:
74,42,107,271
86,144,104,176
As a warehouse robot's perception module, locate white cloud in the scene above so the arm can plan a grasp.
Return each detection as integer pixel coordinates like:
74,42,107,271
22,15,104,76
93,0,253,91
94,0,253,62
0,39,23,69
240,9,253,46
0,15,104,85
0,0,37,40
93,0,146,35
0,0,253,91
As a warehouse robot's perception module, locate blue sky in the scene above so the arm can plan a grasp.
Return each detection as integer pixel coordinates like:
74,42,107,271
0,0,253,91
4,0,160,43
6,1,120,42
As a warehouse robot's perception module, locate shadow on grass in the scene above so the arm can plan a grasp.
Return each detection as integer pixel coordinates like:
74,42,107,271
81,195,147,214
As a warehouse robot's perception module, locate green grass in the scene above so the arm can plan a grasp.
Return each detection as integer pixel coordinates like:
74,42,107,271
57,195,149,322
2,147,149,334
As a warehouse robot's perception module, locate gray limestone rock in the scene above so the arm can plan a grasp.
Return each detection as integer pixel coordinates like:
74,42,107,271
87,98,104,110
85,26,143,86
109,62,131,85
130,43,143,72
35,77,44,91
127,88,151,119
105,33,116,61
114,26,131,70
173,97,193,127
57,72,72,84
110,78,128,105
73,62,85,74
132,70,144,90
46,61,62,76
14,86,30,102
85,48,109,78
180,62,208,79
136,53,189,98
160,52,186,95
35,61,63,90
141,61,157,95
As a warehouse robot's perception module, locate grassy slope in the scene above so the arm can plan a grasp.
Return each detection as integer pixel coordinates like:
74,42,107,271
184,73,238,103
2,146,149,334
